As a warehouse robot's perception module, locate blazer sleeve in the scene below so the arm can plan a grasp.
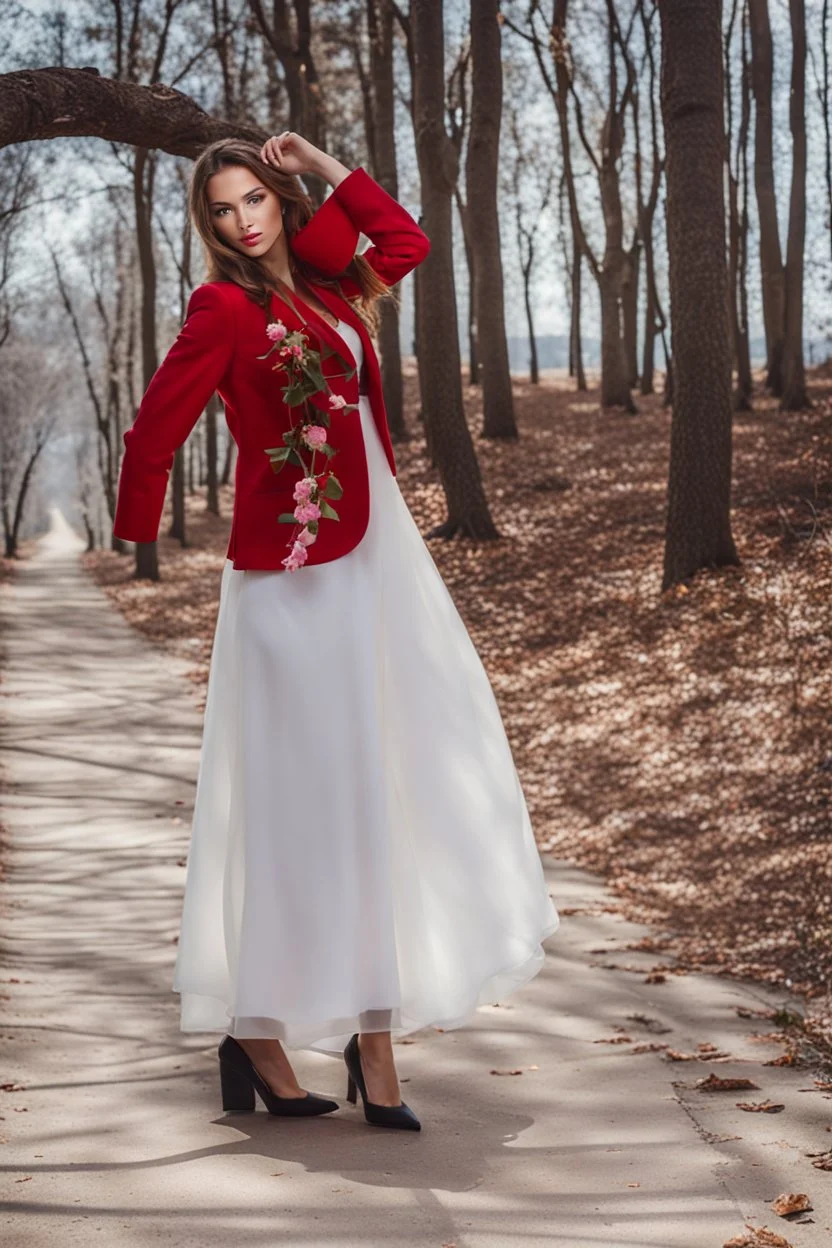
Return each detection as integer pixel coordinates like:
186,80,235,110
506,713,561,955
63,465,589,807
113,284,235,544
288,166,430,297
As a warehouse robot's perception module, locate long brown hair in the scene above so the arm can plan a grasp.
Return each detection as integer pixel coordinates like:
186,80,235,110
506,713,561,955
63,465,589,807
188,138,395,333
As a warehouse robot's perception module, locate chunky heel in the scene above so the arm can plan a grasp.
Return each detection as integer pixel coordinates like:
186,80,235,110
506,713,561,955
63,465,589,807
220,1058,255,1111
217,1035,339,1116
346,1073,357,1104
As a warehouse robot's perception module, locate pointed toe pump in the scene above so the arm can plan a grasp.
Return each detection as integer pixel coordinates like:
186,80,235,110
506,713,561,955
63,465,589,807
218,1035,339,1116
343,1033,421,1131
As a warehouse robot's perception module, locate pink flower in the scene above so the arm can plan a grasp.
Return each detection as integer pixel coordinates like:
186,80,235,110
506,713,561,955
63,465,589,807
266,320,287,342
297,526,317,547
328,393,347,410
291,343,303,358
293,501,321,524
282,540,309,571
302,424,328,448
293,477,317,502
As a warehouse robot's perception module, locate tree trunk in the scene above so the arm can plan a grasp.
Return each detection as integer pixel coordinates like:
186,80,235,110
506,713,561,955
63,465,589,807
366,0,407,440
523,254,539,384
726,0,753,411
640,239,658,394
621,234,640,389
748,0,786,394
569,236,586,390
781,0,809,410
659,0,739,590
598,101,636,411
133,146,160,580
411,0,498,540
467,0,516,438
636,0,663,396
456,192,479,386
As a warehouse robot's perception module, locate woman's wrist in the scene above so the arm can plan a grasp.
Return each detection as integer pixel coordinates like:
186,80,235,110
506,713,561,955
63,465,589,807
309,152,355,190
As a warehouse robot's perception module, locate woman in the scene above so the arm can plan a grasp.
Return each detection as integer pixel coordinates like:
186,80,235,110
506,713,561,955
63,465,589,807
114,132,560,1133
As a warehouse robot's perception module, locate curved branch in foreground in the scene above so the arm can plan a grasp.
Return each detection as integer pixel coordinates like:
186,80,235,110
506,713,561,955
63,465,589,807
0,68,267,158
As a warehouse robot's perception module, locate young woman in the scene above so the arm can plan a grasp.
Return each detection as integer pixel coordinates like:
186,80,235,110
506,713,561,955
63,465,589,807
114,132,560,1133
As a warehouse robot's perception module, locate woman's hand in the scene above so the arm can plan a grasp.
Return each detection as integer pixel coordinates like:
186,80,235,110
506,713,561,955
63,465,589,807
260,132,323,178
260,134,353,189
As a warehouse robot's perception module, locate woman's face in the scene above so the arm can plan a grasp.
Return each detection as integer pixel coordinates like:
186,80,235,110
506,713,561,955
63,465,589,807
207,164,284,258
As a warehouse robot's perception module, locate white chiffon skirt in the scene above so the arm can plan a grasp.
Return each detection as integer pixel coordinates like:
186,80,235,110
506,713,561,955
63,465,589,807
172,318,560,1056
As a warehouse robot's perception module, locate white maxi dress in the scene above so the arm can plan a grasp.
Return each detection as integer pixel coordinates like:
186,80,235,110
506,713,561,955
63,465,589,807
172,317,560,1056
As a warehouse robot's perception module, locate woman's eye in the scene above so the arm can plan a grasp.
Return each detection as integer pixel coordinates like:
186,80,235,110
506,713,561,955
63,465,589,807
247,196,263,206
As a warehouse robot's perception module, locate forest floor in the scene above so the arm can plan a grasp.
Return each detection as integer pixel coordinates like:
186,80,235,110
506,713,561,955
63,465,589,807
84,363,832,1064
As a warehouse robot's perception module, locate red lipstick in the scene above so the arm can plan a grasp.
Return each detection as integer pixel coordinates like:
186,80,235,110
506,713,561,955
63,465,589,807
241,232,262,247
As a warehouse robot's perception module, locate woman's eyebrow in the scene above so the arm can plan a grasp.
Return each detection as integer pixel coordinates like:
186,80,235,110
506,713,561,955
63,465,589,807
210,185,268,206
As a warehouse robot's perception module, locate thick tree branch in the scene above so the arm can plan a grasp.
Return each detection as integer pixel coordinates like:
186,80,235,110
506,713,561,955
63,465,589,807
0,68,267,157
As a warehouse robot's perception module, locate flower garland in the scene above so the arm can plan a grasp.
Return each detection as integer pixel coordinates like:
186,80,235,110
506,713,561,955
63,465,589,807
259,317,358,570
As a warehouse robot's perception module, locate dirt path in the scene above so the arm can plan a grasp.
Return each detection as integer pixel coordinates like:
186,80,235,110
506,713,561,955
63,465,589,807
1,510,830,1248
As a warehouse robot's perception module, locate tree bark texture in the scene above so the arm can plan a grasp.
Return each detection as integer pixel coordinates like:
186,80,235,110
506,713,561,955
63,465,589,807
411,0,498,540
0,68,267,156
659,0,739,590
748,0,786,393
366,0,407,440
781,0,809,410
466,0,516,438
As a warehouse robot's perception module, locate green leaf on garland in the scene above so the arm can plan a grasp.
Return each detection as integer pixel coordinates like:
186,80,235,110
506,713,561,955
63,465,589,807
322,475,343,500
318,499,340,521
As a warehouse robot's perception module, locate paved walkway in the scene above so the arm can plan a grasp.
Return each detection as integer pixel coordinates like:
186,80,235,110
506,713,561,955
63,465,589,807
1,509,830,1248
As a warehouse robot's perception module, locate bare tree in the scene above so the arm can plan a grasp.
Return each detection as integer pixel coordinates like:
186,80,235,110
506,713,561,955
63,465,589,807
467,0,516,438
0,342,60,557
748,0,786,394
511,0,637,411
781,0,809,410
725,0,753,410
505,103,556,386
659,0,739,590
247,0,329,203
0,148,36,350
410,0,498,540
633,0,665,395
349,0,409,441
51,239,130,551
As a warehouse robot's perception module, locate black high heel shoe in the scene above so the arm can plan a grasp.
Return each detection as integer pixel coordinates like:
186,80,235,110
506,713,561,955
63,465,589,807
343,1033,421,1131
218,1035,339,1116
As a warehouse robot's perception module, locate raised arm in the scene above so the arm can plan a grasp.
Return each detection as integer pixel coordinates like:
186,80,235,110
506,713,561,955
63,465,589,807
113,283,235,545
289,166,430,296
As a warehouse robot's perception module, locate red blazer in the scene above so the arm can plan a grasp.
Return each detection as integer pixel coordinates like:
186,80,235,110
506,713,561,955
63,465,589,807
112,166,430,570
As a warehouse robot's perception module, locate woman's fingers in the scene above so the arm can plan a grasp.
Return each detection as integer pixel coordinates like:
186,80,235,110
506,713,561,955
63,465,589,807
261,132,294,168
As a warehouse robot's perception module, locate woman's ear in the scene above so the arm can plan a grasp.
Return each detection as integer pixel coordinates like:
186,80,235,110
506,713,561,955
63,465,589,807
289,191,359,276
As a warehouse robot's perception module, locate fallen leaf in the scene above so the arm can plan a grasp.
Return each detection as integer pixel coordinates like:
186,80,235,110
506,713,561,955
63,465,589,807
489,1068,524,1076
736,1100,785,1113
770,1193,812,1217
696,1074,761,1092
723,1227,795,1247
